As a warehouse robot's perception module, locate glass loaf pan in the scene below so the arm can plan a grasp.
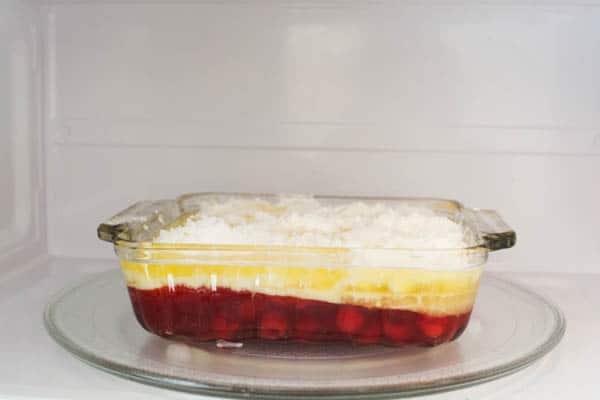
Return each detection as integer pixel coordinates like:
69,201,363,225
98,193,516,347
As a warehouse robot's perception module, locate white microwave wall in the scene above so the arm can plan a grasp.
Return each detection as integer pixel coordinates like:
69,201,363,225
3,0,600,273
1,0,45,266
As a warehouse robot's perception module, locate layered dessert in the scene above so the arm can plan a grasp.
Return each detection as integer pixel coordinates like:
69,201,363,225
119,195,484,346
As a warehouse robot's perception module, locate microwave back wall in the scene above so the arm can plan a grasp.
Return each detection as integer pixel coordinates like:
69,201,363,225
2,0,600,274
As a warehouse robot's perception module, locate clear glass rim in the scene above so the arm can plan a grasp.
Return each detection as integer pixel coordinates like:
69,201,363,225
114,240,490,254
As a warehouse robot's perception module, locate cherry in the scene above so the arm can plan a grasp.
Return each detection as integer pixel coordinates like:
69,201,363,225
259,310,289,339
295,299,338,340
234,294,256,337
211,312,240,339
382,309,417,343
442,316,460,341
354,310,382,344
417,314,449,340
295,315,321,338
336,305,366,334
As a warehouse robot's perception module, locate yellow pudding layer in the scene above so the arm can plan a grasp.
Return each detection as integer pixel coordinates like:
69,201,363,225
121,261,482,316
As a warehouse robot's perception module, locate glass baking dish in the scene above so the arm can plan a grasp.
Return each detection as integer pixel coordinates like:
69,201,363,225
98,193,515,347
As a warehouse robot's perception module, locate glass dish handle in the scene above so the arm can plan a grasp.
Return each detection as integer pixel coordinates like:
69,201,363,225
97,200,181,243
470,209,516,251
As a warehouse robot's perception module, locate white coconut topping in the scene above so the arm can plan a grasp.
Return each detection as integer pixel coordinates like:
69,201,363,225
155,195,478,250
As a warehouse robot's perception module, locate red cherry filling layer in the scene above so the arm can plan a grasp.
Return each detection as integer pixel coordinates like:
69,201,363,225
128,286,472,346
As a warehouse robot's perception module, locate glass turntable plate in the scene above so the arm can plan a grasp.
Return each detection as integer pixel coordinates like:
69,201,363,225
45,270,564,399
